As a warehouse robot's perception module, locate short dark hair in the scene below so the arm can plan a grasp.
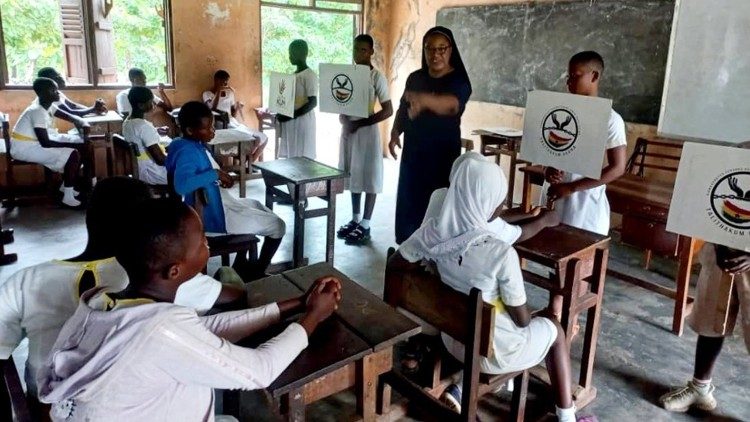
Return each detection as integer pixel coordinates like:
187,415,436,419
32,77,56,96
354,34,374,49
290,39,308,54
569,51,605,73
86,177,152,254
128,67,146,81
37,67,60,79
128,86,154,109
214,69,230,80
115,197,194,282
177,101,213,131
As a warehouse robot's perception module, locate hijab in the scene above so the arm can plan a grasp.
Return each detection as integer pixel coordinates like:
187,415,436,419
400,157,508,263
421,26,472,95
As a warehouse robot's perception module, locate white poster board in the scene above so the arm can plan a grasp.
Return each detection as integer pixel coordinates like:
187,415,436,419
667,143,750,252
268,72,296,118
520,90,612,179
319,64,370,118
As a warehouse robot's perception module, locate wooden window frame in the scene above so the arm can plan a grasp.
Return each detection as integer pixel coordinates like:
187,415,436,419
0,0,175,90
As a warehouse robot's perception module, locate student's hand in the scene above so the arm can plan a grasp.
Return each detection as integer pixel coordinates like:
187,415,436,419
94,99,107,114
277,114,291,123
217,170,234,188
302,276,342,307
544,166,565,184
157,126,170,136
299,277,342,335
157,83,167,94
389,134,402,160
539,209,561,228
717,247,750,274
547,182,575,202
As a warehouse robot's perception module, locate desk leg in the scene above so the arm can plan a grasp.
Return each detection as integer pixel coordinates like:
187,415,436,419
507,152,517,208
238,142,247,198
358,348,392,421
265,183,274,210
325,180,336,265
560,259,583,346
673,236,696,336
293,184,306,268
522,170,532,213
281,389,306,422
580,249,608,390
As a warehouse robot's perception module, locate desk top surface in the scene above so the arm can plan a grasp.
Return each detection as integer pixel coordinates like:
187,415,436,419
515,224,609,266
82,110,123,123
245,263,419,396
607,173,674,207
253,157,347,184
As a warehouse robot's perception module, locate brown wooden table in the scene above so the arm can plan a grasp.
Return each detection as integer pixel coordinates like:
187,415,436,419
232,263,420,421
473,129,526,208
82,111,123,178
253,158,347,268
210,133,265,199
515,225,610,409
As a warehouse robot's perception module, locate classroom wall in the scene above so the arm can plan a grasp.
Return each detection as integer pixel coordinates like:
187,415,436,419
367,0,662,200
0,0,262,130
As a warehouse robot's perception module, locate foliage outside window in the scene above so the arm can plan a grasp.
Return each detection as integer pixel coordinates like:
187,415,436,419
0,0,172,87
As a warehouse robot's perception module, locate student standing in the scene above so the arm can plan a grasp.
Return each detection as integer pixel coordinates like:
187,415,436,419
389,26,472,244
278,39,318,159
543,51,627,235
337,34,393,245
37,198,342,421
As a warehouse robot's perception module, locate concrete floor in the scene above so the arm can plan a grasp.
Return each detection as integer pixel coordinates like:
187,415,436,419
1,156,748,421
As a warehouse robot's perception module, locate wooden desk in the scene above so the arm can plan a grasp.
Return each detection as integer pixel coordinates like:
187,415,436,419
473,130,526,208
515,225,610,409
233,263,420,421
607,174,698,336
210,131,265,198
253,158,347,268
82,111,123,178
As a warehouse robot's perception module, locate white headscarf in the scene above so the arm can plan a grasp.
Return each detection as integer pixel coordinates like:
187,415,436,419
400,155,508,263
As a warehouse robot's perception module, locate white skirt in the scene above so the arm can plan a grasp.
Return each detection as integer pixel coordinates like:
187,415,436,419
219,189,286,239
279,112,316,159
338,123,383,194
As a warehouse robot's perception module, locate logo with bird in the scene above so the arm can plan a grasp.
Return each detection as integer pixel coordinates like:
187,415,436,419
331,74,354,104
710,171,750,230
542,108,579,152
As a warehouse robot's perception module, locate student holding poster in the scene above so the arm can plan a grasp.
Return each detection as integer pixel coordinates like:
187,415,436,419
660,141,750,413
544,51,627,235
278,39,318,159
336,34,393,245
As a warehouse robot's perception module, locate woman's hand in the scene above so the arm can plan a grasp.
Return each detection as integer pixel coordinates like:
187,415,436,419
405,92,424,120
389,133,402,160
298,277,343,336
217,170,234,188
544,166,565,184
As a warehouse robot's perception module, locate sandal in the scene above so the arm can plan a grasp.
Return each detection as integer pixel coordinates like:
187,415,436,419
337,221,360,238
345,226,371,245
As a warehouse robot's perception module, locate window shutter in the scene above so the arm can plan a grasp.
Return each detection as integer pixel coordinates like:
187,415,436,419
91,0,117,83
59,0,89,84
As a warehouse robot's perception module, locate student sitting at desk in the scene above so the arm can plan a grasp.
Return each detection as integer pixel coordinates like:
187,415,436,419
0,178,247,419
167,102,286,279
543,51,627,236
10,78,84,207
123,87,170,185
116,67,174,118
37,197,342,421
393,158,591,422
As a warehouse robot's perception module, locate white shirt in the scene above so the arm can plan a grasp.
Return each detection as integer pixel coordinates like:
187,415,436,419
294,68,318,110
11,103,51,142
0,259,222,395
202,89,236,116
349,67,390,120
122,118,161,156
116,88,164,115
424,188,523,245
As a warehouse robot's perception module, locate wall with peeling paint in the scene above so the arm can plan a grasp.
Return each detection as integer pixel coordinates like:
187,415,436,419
0,0,262,129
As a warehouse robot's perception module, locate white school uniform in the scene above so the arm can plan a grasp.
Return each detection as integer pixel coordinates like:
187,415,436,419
116,88,164,115
279,68,317,159
338,67,389,194
206,152,286,239
32,93,85,144
540,109,627,235
398,158,557,375
203,90,269,155
0,258,225,397
10,103,75,173
122,118,169,185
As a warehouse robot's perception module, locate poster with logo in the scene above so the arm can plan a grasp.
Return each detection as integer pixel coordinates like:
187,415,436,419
667,143,750,252
319,64,370,118
519,90,612,179
268,72,296,118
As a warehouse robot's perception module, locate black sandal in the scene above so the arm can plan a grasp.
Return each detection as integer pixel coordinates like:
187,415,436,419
345,226,370,245
337,221,360,238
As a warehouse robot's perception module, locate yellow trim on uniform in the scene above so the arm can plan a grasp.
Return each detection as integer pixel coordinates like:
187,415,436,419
11,132,37,142
490,297,506,314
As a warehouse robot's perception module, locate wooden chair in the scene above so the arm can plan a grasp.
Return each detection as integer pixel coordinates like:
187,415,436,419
380,257,529,421
111,134,171,198
625,137,683,177
1,357,31,422
460,138,475,153
189,187,259,269
254,107,279,159
1,115,55,206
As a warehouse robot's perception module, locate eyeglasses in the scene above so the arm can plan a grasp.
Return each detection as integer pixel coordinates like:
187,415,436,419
425,45,451,56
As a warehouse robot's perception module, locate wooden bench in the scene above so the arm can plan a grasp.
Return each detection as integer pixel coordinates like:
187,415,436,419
111,134,171,198
380,253,529,421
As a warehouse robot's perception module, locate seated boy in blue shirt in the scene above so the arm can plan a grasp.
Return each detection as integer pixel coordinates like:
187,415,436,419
166,102,286,279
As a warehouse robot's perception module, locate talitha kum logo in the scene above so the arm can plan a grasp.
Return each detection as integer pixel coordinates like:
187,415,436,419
331,74,354,104
541,108,579,153
708,170,750,231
